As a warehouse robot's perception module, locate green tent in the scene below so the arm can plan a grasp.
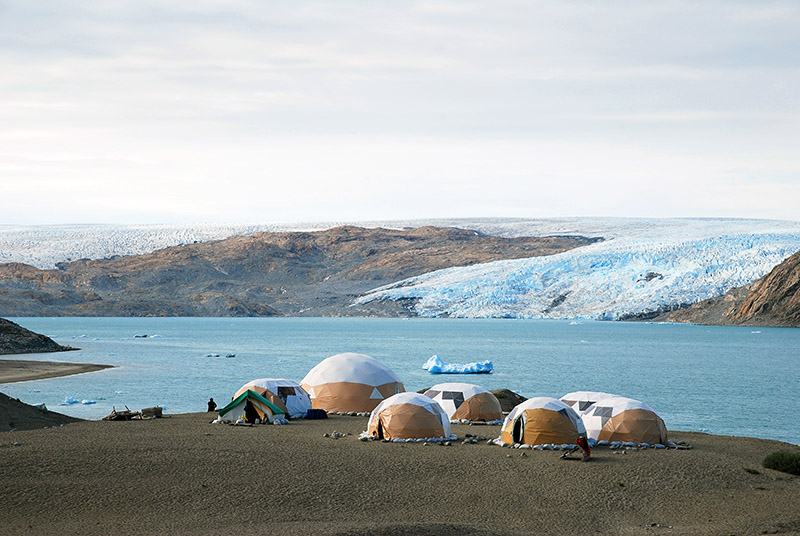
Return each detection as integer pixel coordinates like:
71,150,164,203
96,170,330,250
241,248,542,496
218,389,287,423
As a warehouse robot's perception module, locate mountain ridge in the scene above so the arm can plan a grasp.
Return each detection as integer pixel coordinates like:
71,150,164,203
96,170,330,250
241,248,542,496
658,250,800,327
0,226,596,317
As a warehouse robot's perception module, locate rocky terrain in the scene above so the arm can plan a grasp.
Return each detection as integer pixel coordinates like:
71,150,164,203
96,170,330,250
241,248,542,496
0,226,597,317
0,318,72,355
658,249,800,327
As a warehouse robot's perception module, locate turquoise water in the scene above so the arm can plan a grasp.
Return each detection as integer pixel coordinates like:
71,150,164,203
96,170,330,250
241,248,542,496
2,317,798,445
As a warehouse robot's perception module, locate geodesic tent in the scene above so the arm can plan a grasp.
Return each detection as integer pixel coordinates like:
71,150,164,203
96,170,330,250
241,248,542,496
499,397,586,446
581,396,668,444
234,378,311,419
423,382,502,422
367,392,452,440
560,391,619,415
300,352,405,413
218,389,286,424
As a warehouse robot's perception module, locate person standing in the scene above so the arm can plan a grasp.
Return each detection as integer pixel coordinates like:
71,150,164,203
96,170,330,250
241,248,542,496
207,397,217,412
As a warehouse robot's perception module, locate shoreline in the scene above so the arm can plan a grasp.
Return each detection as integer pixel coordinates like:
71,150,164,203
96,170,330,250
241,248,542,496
0,358,112,384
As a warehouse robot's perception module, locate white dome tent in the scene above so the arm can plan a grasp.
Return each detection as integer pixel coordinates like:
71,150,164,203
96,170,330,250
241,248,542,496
581,396,668,444
499,397,586,446
234,378,311,419
366,392,455,441
423,383,502,422
300,352,404,413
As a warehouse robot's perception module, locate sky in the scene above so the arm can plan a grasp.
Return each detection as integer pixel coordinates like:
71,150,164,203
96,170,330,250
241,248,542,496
1,0,799,225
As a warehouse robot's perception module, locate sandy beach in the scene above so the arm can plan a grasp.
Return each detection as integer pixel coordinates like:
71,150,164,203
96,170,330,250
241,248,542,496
0,358,111,384
2,409,799,536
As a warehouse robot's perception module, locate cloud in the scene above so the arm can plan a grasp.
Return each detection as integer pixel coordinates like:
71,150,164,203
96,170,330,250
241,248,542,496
0,0,798,223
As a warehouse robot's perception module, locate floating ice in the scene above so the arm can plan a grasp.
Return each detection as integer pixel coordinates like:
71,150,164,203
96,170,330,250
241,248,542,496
59,396,80,405
81,400,97,405
422,355,493,374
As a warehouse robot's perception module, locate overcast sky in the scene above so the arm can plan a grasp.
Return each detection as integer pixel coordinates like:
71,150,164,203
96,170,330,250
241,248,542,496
1,1,798,225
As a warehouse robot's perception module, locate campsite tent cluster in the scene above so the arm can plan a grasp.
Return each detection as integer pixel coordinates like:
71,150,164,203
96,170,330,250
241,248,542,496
215,352,668,446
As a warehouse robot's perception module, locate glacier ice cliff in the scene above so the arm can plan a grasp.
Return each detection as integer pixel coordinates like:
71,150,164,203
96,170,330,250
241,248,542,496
355,219,800,320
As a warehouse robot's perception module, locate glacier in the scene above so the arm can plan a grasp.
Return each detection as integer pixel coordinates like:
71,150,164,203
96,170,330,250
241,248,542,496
354,218,800,320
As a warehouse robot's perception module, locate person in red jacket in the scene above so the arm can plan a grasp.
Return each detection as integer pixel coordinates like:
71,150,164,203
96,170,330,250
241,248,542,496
576,435,591,461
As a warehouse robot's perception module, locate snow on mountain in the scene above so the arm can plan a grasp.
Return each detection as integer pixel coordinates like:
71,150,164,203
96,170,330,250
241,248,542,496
0,222,336,269
354,218,800,320
3,218,800,321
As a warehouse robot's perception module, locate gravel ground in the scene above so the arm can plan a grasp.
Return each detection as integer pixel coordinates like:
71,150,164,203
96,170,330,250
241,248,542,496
2,412,799,536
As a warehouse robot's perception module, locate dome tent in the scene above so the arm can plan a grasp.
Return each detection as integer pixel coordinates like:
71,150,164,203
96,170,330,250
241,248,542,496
560,391,619,415
423,382,502,422
217,389,287,424
499,397,586,446
300,352,404,413
582,396,668,444
234,378,311,419
367,392,453,440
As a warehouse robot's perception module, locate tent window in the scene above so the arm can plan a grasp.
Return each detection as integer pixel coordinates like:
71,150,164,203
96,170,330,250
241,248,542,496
442,392,465,409
579,401,594,412
593,407,613,418
424,390,440,399
277,386,295,402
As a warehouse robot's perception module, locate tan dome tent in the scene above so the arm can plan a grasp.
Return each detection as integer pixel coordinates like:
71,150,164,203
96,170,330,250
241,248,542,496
300,352,404,413
235,378,311,419
560,391,619,415
217,389,286,424
367,392,452,440
499,397,586,446
423,382,502,422
581,396,668,444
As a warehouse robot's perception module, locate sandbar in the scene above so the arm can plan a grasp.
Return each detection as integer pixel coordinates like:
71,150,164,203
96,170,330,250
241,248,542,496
0,359,112,384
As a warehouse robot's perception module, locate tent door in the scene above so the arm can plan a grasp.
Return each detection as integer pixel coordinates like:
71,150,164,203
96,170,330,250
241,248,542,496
512,416,524,444
244,400,258,423
376,419,385,440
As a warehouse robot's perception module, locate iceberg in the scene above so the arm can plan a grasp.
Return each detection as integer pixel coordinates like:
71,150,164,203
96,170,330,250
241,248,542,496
423,355,493,374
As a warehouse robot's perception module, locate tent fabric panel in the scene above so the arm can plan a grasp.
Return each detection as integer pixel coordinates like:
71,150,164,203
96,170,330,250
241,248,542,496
301,381,404,413
367,403,447,439
597,408,668,444
452,391,502,421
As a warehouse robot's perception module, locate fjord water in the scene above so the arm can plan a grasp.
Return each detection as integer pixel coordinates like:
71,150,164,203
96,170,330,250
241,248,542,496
3,317,798,445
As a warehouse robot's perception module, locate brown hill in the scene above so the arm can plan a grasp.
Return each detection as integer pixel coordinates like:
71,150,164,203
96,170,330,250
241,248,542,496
0,226,598,317
0,391,81,432
661,249,800,327
0,318,73,355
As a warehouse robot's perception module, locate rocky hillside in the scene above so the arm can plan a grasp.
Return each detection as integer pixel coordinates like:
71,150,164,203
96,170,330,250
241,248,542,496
0,318,72,355
0,226,597,317
0,391,80,431
660,249,800,327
